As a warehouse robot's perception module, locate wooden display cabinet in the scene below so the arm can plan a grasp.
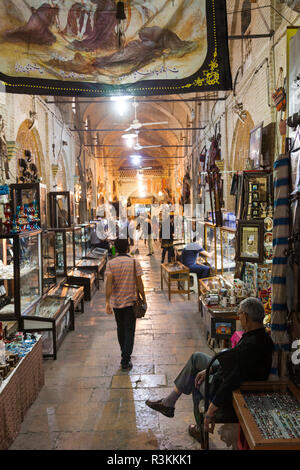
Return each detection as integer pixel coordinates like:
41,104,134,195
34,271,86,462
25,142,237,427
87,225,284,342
233,381,300,450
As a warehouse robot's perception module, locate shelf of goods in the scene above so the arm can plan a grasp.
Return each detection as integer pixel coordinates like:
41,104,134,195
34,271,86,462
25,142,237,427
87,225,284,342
0,230,43,325
198,275,241,349
10,183,47,231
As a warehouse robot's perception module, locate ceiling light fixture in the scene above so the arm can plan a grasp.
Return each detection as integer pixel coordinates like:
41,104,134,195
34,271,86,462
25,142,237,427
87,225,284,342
110,95,132,116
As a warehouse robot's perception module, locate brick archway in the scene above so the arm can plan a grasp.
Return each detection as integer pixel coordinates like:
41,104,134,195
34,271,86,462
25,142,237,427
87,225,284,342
16,120,49,187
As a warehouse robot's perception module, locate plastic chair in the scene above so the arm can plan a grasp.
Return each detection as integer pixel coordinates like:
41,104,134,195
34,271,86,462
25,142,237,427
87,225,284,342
194,350,238,450
189,272,198,294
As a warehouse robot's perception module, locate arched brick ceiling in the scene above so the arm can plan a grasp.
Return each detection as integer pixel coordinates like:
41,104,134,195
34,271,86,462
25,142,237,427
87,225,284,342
81,94,193,170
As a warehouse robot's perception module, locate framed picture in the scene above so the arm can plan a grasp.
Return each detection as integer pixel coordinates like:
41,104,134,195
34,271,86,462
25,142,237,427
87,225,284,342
236,220,264,263
249,122,263,170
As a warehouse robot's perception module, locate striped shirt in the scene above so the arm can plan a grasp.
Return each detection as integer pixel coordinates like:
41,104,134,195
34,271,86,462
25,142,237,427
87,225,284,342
106,255,143,309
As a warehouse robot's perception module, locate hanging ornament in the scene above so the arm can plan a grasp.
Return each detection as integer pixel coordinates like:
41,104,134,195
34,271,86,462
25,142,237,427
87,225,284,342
116,1,126,49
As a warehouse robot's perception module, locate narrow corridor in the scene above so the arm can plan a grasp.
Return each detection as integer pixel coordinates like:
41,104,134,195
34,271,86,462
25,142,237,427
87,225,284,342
10,243,237,450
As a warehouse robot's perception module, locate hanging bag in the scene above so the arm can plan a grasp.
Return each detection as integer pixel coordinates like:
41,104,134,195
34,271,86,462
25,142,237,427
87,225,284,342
133,259,147,318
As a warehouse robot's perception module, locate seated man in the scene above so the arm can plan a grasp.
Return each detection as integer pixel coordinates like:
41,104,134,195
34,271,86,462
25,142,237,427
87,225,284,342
146,297,274,442
181,240,212,279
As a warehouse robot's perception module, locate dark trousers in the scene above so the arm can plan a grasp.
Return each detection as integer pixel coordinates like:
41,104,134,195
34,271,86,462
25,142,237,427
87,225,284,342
113,305,136,364
174,352,219,423
161,246,173,263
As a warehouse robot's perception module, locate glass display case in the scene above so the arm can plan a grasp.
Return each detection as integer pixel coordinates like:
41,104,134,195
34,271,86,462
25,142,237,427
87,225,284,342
10,183,47,230
22,295,71,359
220,227,236,280
49,228,74,277
0,230,42,326
49,191,74,228
77,223,93,257
204,222,219,274
73,226,83,265
42,231,56,293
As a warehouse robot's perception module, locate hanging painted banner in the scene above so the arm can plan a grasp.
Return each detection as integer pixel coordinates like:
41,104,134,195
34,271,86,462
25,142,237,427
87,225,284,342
0,0,232,97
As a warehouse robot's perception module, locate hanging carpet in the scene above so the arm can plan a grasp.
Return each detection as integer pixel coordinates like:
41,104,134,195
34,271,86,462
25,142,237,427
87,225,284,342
0,0,231,97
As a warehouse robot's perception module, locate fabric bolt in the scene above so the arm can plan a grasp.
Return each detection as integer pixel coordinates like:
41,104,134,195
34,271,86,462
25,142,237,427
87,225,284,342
105,255,143,308
271,153,290,376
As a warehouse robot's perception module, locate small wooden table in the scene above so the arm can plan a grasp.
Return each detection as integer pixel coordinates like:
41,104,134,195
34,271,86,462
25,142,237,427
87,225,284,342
233,380,300,450
161,262,190,301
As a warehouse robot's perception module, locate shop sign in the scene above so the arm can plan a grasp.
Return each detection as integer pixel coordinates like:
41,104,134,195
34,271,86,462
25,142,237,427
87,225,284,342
0,0,232,97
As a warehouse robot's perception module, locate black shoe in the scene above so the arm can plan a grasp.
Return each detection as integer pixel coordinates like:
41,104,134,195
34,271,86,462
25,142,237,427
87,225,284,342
145,399,174,418
121,361,132,370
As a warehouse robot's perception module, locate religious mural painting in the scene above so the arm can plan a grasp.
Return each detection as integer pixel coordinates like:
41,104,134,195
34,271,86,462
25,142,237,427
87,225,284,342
0,0,231,96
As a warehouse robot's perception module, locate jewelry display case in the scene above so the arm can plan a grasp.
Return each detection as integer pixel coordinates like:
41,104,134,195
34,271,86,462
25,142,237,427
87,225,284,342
220,227,236,280
41,230,56,293
22,295,71,360
49,228,74,277
204,222,219,274
233,381,300,450
67,269,97,301
76,257,106,288
48,283,85,331
78,223,93,257
49,191,74,228
10,183,47,230
0,230,42,327
73,226,83,265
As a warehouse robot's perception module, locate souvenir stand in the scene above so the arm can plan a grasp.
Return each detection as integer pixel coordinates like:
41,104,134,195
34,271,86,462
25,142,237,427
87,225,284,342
235,170,273,328
10,183,47,231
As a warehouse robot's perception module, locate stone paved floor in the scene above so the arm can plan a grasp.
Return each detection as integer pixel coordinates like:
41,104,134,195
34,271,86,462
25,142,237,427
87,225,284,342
10,242,238,450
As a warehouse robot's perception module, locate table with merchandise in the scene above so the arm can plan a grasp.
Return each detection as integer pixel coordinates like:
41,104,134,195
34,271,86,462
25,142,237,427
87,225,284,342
233,381,300,450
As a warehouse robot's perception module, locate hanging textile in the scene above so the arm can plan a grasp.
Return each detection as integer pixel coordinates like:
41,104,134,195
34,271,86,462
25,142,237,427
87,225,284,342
271,153,290,376
0,0,232,97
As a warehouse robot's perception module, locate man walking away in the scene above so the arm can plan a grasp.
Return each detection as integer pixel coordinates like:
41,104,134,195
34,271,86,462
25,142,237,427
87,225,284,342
105,238,146,370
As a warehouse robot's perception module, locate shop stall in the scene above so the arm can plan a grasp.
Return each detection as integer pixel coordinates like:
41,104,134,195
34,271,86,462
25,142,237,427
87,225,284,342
10,183,47,231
